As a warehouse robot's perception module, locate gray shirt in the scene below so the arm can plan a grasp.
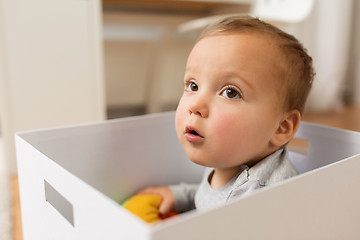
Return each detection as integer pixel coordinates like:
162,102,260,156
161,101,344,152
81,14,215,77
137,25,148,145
170,148,298,212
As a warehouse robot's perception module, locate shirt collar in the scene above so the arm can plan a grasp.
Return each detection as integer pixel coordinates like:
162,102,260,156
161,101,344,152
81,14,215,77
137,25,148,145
247,148,287,183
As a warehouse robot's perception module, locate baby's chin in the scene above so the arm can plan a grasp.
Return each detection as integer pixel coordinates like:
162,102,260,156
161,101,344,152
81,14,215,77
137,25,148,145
189,156,244,170
187,155,209,167
187,156,221,169
181,144,224,168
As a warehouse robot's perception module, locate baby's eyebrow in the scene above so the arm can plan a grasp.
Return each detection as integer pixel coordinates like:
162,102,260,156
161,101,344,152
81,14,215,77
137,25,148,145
184,66,196,75
220,72,254,91
184,69,197,80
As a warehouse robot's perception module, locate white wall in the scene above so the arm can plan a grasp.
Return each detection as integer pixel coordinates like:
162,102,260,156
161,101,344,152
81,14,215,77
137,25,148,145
0,0,105,174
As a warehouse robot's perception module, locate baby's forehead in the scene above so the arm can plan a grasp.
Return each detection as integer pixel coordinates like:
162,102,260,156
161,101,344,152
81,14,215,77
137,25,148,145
199,32,286,59
192,33,287,74
192,33,288,87
201,30,281,45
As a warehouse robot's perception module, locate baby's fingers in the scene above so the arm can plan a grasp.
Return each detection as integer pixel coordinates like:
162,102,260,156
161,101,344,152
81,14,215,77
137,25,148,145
137,186,176,216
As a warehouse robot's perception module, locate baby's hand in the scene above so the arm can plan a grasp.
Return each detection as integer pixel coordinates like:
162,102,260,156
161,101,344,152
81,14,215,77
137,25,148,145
138,186,176,218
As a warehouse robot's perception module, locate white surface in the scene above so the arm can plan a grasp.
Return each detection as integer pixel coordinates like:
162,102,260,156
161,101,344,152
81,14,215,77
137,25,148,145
253,0,314,23
178,0,314,32
16,112,360,239
0,0,105,174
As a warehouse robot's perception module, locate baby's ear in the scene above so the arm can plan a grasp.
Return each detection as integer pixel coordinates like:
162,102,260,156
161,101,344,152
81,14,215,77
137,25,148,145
271,110,301,147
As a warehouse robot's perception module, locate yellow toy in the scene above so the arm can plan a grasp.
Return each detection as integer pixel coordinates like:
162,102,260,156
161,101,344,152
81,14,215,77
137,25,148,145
122,194,177,224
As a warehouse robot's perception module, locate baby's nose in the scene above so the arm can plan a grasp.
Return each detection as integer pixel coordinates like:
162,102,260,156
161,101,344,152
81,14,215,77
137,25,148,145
188,95,209,118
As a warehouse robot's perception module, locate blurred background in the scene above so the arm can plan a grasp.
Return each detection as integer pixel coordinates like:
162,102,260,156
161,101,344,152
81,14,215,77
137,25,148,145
1,0,359,239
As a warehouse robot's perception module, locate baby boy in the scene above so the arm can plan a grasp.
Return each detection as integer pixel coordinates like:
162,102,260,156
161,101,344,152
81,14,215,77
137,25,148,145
140,15,315,217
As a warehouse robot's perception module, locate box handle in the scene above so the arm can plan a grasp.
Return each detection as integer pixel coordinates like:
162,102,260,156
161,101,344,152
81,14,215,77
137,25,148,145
44,180,74,226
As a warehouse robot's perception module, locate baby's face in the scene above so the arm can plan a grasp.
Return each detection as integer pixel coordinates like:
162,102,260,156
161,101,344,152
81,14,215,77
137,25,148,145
175,33,287,169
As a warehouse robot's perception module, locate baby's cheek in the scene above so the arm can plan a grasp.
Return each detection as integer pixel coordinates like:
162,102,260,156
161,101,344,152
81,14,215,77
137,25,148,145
214,113,238,133
212,112,252,146
175,104,186,138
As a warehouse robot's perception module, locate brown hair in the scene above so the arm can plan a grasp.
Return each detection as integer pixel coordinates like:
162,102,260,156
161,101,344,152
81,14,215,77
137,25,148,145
198,15,315,114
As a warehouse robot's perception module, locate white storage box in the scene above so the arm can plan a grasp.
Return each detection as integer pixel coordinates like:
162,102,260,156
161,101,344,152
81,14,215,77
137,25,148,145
16,112,360,240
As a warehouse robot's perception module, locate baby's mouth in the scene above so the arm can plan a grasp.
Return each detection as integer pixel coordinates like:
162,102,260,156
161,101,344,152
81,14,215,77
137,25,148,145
185,127,203,138
190,130,199,136
191,130,199,136
185,127,204,143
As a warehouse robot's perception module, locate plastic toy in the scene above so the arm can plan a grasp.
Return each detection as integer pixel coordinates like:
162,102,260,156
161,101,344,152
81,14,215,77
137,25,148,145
122,194,178,224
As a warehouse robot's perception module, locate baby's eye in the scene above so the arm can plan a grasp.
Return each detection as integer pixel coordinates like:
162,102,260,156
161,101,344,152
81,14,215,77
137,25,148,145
185,81,198,92
221,87,241,99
